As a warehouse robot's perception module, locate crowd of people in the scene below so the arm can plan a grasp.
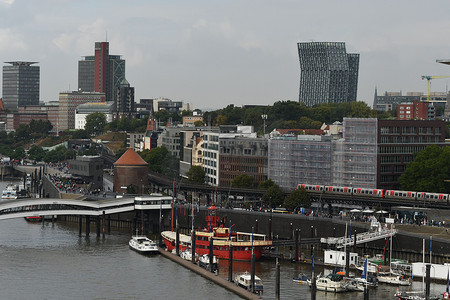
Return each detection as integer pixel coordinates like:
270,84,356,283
48,174,89,195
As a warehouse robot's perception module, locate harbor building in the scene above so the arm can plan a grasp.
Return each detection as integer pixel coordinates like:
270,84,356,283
2,61,40,111
78,41,125,105
297,42,359,106
69,156,104,191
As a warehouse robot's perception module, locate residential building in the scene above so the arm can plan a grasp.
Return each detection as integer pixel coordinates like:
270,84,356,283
179,132,203,178
75,102,114,130
78,41,125,105
397,100,435,120
127,132,145,151
219,136,268,188
182,115,203,127
58,91,105,131
297,42,359,106
374,89,446,113
5,102,59,132
269,135,332,191
377,119,446,190
153,97,183,113
2,61,40,111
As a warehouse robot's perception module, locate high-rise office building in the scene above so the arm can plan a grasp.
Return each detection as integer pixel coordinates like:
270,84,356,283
2,61,40,111
78,42,125,105
298,42,359,106
115,78,135,119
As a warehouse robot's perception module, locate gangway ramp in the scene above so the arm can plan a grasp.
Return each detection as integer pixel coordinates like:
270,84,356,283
320,227,397,249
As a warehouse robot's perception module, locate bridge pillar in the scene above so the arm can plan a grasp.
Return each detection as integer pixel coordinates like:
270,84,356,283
86,216,90,236
96,216,100,237
102,211,106,238
107,215,111,234
78,216,82,236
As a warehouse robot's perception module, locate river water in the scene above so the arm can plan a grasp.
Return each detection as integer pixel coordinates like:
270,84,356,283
0,180,446,299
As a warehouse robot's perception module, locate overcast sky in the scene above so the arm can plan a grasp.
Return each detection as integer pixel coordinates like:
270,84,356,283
2,0,450,110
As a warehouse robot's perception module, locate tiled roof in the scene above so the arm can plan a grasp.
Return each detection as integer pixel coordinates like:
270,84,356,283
114,148,148,166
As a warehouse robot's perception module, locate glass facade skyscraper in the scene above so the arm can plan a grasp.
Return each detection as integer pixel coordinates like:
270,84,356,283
298,42,359,106
78,42,125,106
2,61,40,111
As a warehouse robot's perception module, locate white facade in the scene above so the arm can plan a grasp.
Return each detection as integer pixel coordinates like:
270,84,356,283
324,250,359,267
75,112,113,130
412,263,450,280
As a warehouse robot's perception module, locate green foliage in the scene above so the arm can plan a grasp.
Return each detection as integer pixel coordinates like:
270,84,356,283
28,145,47,162
85,112,107,136
12,147,25,160
29,120,53,138
283,188,311,211
258,179,276,189
231,174,254,188
106,117,147,133
194,120,204,127
139,146,179,178
186,165,205,184
126,184,137,194
43,146,76,163
71,129,90,139
399,145,450,193
262,184,284,208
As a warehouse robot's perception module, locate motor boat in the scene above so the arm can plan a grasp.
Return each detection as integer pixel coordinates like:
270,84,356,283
378,273,410,286
2,184,18,200
129,235,159,255
198,254,219,271
180,249,198,262
235,271,263,294
293,273,310,284
309,273,349,293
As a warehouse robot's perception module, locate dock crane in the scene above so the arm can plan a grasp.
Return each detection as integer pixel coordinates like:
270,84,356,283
421,75,450,101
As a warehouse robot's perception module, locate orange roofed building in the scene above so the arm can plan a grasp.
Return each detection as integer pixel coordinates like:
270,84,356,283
113,148,148,194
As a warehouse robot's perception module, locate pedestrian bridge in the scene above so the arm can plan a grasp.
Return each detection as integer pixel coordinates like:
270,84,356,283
0,196,172,220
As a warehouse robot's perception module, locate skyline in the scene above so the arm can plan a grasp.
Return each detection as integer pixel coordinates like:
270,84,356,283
2,0,450,110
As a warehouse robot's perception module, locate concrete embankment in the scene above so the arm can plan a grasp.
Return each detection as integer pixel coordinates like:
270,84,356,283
158,247,261,300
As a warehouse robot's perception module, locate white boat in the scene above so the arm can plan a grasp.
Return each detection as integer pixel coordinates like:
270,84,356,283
198,254,219,271
309,273,348,293
2,184,18,200
378,273,410,286
293,273,310,284
234,271,264,294
180,249,198,262
129,235,159,255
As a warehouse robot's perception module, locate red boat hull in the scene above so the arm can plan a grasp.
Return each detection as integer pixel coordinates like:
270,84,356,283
163,236,264,261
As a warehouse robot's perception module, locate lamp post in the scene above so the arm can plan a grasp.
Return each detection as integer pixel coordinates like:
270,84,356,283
261,114,268,137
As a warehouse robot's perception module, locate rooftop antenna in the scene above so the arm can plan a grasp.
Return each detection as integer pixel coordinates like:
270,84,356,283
106,31,108,42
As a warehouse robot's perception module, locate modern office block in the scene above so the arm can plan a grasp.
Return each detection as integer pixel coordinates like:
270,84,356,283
2,61,39,111
298,42,359,106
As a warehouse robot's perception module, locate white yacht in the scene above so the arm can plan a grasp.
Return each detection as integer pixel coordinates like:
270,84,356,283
2,184,18,200
198,254,219,271
180,249,198,262
235,271,263,294
309,273,348,293
129,235,159,255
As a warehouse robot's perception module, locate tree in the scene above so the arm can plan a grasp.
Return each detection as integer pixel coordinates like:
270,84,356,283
399,145,450,193
85,112,107,136
262,184,284,208
186,165,205,184
231,174,254,188
194,120,204,127
283,188,311,212
28,145,47,162
258,179,276,189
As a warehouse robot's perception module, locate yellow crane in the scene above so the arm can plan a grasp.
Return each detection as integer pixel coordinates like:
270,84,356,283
421,75,450,101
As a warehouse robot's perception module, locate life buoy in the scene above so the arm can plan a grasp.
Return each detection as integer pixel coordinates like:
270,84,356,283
443,292,449,299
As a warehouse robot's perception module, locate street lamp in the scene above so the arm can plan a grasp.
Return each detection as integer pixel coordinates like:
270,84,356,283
261,114,268,137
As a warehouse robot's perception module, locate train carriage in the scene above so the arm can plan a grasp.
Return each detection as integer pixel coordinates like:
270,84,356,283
324,185,352,195
384,190,416,200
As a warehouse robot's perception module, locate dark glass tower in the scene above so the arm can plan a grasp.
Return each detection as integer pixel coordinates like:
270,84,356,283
78,42,125,105
2,61,40,111
298,42,359,106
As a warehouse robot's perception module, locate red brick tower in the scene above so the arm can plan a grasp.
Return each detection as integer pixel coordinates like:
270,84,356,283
113,148,148,194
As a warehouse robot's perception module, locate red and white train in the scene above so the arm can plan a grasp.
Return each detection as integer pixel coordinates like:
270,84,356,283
297,184,449,203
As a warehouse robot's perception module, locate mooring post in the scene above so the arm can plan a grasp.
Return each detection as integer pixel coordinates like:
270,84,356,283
159,214,163,247
176,226,180,256
251,251,256,293
353,230,357,253
228,244,233,282
425,263,431,299
364,285,369,300
78,216,82,236
345,246,350,276
191,230,196,264
255,219,258,234
268,217,272,240
107,215,111,235
290,223,293,240
85,215,90,236
275,259,280,299
311,272,316,300
294,229,299,263
209,237,214,272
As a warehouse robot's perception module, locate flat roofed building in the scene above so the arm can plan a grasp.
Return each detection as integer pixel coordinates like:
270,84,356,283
75,102,114,130
2,61,40,111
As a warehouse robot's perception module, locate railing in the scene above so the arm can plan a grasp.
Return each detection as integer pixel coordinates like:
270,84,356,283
321,228,397,249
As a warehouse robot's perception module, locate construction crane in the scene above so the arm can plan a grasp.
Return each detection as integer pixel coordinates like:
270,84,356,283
421,75,450,101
